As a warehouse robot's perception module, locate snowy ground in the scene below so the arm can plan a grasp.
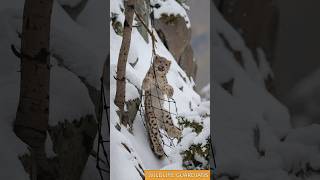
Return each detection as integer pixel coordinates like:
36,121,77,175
0,0,106,179
2,1,320,180
213,3,320,180
110,0,210,179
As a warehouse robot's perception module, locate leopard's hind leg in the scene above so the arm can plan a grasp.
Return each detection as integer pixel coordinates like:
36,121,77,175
144,93,165,158
146,114,165,158
160,110,182,138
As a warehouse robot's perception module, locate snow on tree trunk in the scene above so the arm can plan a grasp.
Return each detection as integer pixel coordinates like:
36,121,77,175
114,0,136,126
0,1,106,179
110,0,208,179
13,0,53,178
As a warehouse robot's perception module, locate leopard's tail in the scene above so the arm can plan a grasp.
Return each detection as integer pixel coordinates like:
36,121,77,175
144,90,165,158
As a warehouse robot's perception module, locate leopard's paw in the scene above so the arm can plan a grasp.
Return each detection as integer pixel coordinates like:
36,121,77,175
142,77,152,90
167,126,182,138
165,85,174,98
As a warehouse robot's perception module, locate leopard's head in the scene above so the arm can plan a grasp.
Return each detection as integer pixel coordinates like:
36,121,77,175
153,55,171,74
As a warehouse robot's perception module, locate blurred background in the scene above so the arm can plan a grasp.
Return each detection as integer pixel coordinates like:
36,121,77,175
187,0,210,91
211,0,320,178
274,0,320,127
274,0,320,102
214,0,320,127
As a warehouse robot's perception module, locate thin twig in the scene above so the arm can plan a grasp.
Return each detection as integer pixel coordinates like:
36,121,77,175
133,9,157,54
133,9,157,42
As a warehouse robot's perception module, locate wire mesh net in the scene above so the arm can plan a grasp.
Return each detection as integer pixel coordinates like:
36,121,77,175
96,78,110,180
98,8,216,178
211,137,217,178
137,53,181,154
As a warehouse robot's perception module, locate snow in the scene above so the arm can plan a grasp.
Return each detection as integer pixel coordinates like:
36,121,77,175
150,0,191,28
81,156,101,180
0,2,28,180
51,1,107,90
200,84,210,100
76,0,108,45
0,5,30,180
213,4,269,89
110,127,145,180
212,3,320,180
257,48,273,79
0,78,29,180
287,68,320,127
110,0,208,179
4,0,320,180
49,59,96,125
0,1,106,179
110,0,124,24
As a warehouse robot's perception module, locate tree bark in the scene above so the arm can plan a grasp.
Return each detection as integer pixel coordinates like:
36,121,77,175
13,0,53,178
114,0,136,124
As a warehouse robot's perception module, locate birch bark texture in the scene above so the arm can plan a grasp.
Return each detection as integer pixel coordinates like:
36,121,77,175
14,0,53,153
114,0,136,124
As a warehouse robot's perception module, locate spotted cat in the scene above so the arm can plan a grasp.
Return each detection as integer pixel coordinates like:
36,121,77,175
142,55,182,158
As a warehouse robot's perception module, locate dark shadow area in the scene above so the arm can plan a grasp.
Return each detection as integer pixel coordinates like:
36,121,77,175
212,0,320,179
0,1,109,179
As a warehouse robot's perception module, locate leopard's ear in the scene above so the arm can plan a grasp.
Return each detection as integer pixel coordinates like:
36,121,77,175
166,59,171,67
154,55,162,64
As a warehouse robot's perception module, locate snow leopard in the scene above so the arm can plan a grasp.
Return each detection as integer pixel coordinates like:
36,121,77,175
142,55,182,158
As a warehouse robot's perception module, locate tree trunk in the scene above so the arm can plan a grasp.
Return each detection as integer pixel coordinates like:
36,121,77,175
114,0,136,124
14,0,53,178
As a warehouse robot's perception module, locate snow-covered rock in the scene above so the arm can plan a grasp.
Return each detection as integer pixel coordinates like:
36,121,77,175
110,0,209,179
213,3,320,180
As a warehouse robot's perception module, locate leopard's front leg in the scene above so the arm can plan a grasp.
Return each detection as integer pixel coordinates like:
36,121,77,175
142,76,153,91
161,110,182,138
161,84,174,98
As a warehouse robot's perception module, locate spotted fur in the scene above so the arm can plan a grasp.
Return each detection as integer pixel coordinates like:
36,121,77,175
142,55,182,158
